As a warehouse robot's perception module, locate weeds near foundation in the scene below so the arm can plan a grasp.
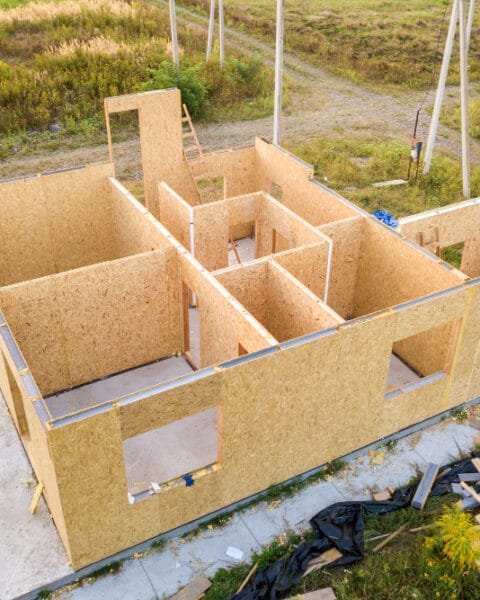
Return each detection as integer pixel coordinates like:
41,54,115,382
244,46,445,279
150,538,167,551
87,560,122,580
36,590,51,599
451,407,469,422
381,439,399,453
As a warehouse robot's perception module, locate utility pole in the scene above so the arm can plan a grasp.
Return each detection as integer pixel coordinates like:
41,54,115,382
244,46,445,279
459,0,471,197
206,0,215,61
219,0,224,69
423,0,458,174
467,0,476,46
273,0,284,145
169,0,180,71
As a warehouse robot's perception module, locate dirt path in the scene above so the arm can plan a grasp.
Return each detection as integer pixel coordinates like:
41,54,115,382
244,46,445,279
0,1,476,181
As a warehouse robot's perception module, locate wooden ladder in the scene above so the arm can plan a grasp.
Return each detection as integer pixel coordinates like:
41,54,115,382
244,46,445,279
182,104,241,263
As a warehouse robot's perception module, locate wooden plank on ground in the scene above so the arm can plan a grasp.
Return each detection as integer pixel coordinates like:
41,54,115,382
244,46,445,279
471,457,480,473
303,548,342,576
411,463,439,510
459,473,480,482
170,575,211,600
29,483,44,515
287,588,336,599
460,481,480,504
372,523,408,552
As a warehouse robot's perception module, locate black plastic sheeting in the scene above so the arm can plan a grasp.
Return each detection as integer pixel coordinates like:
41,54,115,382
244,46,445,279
232,455,479,600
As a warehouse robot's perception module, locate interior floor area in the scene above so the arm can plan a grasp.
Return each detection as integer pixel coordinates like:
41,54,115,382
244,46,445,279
386,354,421,392
123,407,218,494
228,236,255,266
44,356,194,419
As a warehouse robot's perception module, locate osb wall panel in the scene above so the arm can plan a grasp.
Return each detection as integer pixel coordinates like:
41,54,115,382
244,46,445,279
190,147,257,199
0,163,116,286
461,236,480,278
0,249,181,395
273,243,329,301
318,217,363,318
194,202,229,271
254,138,355,227
179,254,274,366
0,340,70,553
158,183,192,251
353,219,464,318
255,194,321,258
215,262,268,326
109,178,169,256
49,297,480,569
399,202,480,248
266,263,339,342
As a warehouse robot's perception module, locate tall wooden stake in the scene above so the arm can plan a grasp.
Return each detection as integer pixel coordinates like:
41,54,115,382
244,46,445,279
423,0,458,174
459,0,471,198
206,0,215,61
467,0,476,46
273,0,284,145
169,0,180,71
218,0,224,69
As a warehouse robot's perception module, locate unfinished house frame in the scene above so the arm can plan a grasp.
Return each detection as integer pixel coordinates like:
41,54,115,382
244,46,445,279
1,88,480,569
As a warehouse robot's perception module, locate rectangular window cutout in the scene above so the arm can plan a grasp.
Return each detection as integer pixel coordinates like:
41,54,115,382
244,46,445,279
440,242,464,269
122,407,220,496
385,319,460,398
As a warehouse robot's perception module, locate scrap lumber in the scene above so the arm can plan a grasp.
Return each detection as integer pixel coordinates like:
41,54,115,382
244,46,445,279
303,548,342,577
171,575,211,600
452,482,471,498
458,495,480,510
459,473,480,482
460,481,480,505
471,457,480,473
236,563,258,594
372,489,392,502
286,588,336,599
409,524,435,533
29,483,44,515
411,463,439,510
372,523,408,552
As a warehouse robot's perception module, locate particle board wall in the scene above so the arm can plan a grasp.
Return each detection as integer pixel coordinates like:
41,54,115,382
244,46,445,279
105,90,199,217
0,248,181,395
179,254,275,367
193,201,229,271
255,194,322,258
43,281,478,569
318,217,363,318
271,243,329,301
254,138,355,227
0,163,116,286
109,178,170,255
158,183,192,251
353,219,465,318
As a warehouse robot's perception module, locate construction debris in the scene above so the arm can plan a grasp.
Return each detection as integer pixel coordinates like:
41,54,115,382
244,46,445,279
372,523,408,552
226,546,244,561
303,548,342,576
171,575,211,600
29,483,44,515
412,463,439,510
286,588,336,599
372,489,392,502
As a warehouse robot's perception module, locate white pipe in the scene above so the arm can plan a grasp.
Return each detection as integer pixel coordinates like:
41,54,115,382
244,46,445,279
169,0,180,70
218,0,224,68
459,0,471,198
423,0,458,174
273,0,284,145
206,0,215,61
467,0,475,46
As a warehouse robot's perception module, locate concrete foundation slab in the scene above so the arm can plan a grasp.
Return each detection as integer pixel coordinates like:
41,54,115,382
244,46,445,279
45,356,193,419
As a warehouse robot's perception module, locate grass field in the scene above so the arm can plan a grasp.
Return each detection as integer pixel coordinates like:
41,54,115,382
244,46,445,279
180,0,480,90
0,0,276,147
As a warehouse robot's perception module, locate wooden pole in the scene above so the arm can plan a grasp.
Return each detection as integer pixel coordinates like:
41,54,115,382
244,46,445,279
423,0,458,174
459,0,471,198
273,0,284,145
218,0,225,69
169,0,180,71
206,0,215,61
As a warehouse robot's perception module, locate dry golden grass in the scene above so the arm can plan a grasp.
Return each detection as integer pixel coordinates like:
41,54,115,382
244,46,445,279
0,0,133,25
48,35,169,57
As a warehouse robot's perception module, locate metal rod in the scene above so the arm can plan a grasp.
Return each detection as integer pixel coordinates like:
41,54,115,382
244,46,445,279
218,0,224,69
273,0,284,145
459,0,471,198
206,0,215,61
169,0,180,70
423,0,458,174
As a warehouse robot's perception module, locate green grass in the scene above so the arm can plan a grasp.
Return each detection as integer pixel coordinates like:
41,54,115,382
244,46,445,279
0,0,32,7
0,0,278,145
177,0,477,90
291,137,480,218
203,494,480,600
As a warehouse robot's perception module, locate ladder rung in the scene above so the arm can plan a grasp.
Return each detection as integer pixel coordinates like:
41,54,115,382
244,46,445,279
201,186,217,194
182,117,189,123
183,131,195,138
193,173,209,180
